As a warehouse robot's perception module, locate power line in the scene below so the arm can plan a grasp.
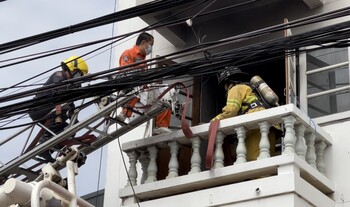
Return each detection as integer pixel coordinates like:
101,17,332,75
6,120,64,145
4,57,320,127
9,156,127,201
0,0,194,54
1,3,350,128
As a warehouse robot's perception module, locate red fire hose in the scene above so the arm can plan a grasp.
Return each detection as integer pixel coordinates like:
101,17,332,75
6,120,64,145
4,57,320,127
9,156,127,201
205,119,220,169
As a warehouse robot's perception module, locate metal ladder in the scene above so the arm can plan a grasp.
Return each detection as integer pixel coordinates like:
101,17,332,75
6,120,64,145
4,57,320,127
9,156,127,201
0,94,170,185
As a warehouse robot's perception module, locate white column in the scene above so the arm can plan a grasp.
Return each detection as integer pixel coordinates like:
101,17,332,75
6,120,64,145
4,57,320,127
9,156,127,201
315,139,327,175
214,131,225,169
305,132,317,169
189,136,201,174
125,151,138,187
282,116,296,154
295,124,307,160
138,150,149,184
166,142,179,179
234,126,247,164
145,146,158,183
258,121,271,159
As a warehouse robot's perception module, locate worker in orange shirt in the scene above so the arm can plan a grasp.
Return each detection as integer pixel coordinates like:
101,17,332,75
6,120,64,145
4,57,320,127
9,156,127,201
118,32,172,135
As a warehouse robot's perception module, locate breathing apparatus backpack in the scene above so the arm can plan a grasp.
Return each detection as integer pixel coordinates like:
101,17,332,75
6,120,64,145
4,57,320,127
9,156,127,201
249,75,279,108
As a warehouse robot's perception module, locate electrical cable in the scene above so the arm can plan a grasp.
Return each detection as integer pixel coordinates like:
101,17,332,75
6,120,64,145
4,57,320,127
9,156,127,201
2,0,347,96
0,0,193,54
95,2,119,206
0,0,209,95
117,136,141,207
95,146,104,207
0,4,350,127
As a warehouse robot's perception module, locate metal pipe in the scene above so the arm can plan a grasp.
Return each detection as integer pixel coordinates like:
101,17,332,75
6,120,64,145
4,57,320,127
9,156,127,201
0,186,11,207
0,178,53,207
31,180,94,207
67,160,78,207
67,161,77,196
0,178,34,207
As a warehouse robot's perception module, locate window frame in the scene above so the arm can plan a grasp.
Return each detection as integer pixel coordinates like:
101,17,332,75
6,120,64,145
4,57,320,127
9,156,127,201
299,45,350,123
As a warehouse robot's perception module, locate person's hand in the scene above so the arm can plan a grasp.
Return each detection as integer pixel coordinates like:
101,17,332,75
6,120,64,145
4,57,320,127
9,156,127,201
55,114,62,124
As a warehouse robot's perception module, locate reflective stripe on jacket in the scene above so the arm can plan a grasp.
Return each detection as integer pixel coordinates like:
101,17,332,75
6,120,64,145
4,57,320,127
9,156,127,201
213,84,264,120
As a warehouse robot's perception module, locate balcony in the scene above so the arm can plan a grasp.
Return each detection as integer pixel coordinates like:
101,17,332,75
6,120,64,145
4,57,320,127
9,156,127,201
119,104,334,207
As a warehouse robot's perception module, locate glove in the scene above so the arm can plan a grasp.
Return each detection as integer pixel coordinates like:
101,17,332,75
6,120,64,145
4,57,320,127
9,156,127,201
55,114,62,124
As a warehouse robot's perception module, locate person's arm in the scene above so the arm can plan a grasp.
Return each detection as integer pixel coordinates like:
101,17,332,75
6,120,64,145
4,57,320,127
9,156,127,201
51,71,72,122
119,51,133,67
212,85,246,121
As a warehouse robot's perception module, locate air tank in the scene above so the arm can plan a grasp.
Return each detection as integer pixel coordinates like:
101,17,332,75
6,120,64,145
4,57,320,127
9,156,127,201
250,75,279,107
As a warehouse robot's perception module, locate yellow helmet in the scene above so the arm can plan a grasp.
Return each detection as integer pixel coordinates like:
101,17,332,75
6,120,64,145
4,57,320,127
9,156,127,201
62,56,88,75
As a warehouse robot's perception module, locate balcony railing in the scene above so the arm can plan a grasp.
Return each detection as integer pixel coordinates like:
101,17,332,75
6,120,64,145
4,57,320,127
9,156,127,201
119,104,334,207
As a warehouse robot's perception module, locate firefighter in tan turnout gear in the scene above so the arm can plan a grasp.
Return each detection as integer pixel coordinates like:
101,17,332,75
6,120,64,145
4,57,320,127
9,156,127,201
212,66,278,161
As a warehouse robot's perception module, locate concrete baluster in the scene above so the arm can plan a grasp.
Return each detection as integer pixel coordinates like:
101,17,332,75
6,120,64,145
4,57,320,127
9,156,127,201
125,151,138,187
145,146,158,183
295,124,307,160
214,131,225,169
315,139,327,175
305,132,317,169
258,121,271,159
282,116,296,154
189,136,201,174
166,142,179,179
138,150,149,184
234,126,247,164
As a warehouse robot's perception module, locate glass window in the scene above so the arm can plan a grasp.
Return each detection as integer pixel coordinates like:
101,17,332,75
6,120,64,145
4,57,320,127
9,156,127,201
306,47,350,118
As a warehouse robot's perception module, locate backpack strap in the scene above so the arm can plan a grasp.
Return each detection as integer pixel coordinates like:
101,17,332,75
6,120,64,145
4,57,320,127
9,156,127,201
240,100,264,114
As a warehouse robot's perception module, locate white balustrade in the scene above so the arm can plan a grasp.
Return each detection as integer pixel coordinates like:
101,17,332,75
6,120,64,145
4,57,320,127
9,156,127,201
189,136,201,174
121,104,332,194
315,139,327,175
258,121,271,160
145,146,158,183
295,124,307,160
282,116,296,154
234,126,247,164
305,132,317,169
214,131,225,169
166,142,179,179
125,151,138,187
138,150,149,184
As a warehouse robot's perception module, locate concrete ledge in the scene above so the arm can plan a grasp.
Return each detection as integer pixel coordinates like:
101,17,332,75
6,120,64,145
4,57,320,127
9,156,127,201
119,154,334,200
122,104,332,151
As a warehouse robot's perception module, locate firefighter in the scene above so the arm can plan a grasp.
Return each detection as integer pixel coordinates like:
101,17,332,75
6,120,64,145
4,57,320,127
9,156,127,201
28,55,89,162
212,66,276,161
117,32,172,134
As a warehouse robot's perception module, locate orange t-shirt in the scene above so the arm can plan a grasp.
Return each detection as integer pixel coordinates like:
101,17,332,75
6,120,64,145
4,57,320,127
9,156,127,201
119,45,146,67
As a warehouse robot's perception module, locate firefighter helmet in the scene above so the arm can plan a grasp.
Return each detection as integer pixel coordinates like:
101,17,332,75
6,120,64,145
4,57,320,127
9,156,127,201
62,56,89,75
217,66,251,86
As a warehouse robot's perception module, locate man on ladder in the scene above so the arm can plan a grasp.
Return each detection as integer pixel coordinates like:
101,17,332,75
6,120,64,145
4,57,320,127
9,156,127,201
28,55,89,162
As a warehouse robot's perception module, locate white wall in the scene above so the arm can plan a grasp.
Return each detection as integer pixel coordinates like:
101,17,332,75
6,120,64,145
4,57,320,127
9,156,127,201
104,0,350,206
320,121,350,207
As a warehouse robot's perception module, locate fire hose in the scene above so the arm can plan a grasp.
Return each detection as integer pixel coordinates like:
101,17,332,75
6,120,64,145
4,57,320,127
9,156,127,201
205,119,220,169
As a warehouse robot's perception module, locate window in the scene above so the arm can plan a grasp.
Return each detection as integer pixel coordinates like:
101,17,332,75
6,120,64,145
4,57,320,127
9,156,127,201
302,47,350,118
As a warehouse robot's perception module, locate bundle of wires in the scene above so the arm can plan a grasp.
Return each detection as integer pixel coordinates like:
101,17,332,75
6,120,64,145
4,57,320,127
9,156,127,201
1,1,350,129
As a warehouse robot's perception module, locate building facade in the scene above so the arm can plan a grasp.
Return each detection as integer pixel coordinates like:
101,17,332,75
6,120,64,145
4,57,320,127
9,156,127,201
104,0,350,206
